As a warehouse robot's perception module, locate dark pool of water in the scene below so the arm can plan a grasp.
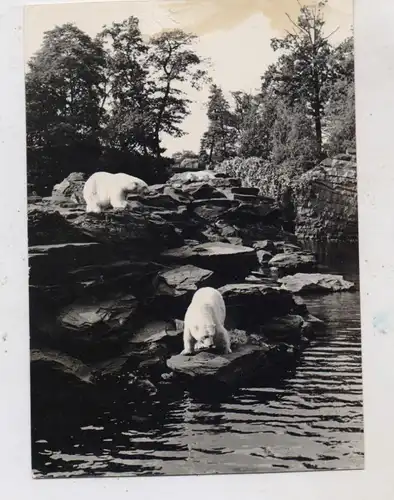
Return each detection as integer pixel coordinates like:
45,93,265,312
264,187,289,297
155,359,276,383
31,242,364,478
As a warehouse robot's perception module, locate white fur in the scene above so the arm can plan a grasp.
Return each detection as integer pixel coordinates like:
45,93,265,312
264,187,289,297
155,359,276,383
83,172,148,213
181,287,232,355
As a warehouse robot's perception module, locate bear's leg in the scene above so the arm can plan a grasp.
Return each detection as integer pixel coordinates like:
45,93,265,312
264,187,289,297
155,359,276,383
111,188,128,210
180,327,196,355
217,326,232,354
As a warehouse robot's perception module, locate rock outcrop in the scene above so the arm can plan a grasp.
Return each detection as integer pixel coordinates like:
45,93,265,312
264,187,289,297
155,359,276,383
292,155,358,241
215,151,358,242
29,169,325,396
279,273,355,294
51,172,87,204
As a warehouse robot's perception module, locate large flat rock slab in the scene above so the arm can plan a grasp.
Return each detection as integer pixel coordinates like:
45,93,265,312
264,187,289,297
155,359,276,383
218,283,296,326
157,265,214,297
166,344,270,385
268,251,317,275
160,241,257,276
279,273,355,294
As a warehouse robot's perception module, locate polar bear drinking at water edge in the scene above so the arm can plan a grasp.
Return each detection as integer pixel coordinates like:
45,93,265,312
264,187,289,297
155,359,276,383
181,287,232,355
83,171,148,213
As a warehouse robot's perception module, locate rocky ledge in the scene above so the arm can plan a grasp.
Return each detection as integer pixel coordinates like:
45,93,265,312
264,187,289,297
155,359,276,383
28,169,353,400
215,149,358,242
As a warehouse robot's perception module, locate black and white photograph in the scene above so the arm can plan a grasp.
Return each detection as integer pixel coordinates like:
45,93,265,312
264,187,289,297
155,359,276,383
25,0,363,479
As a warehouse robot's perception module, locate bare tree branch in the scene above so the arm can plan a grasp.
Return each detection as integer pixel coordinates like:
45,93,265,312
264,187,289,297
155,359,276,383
324,26,340,40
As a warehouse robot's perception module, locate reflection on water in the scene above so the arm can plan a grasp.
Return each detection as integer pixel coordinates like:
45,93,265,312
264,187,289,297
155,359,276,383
31,242,364,478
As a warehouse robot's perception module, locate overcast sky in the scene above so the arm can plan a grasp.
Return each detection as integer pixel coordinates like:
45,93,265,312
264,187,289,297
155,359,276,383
24,0,353,155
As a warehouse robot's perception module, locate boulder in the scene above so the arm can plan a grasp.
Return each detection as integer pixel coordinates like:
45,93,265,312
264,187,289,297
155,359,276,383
292,158,358,241
166,343,270,385
52,172,87,204
68,207,183,251
57,293,139,341
252,240,276,253
231,186,260,196
268,252,317,275
153,265,215,317
168,170,217,186
168,171,241,189
31,348,95,385
160,242,258,277
29,242,111,285
191,198,239,222
256,249,273,265
157,264,214,298
219,283,296,327
181,182,226,200
259,314,311,343
130,319,184,345
273,241,302,253
278,273,355,294
28,206,89,245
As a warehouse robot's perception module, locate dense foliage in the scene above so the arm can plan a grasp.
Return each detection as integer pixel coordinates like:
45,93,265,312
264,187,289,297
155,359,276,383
26,19,207,194
200,1,355,169
26,2,355,195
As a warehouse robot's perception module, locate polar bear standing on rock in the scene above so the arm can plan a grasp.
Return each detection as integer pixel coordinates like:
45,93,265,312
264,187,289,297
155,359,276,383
181,287,232,356
83,171,148,213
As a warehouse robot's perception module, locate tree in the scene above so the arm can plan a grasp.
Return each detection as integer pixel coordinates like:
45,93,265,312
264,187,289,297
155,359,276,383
264,0,334,156
26,23,106,193
200,84,238,163
237,91,278,159
96,17,155,155
271,100,318,166
323,36,355,155
148,29,208,158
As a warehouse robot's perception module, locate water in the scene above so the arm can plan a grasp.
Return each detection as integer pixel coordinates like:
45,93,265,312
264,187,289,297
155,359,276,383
31,242,364,478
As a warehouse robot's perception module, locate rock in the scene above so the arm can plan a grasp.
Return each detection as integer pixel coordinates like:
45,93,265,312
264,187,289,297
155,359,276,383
256,249,273,265
130,319,184,345
278,273,355,294
259,315,309,343
168,170,217,186
68,207,183,250
215,155,358,242
168,171,241,189
154,265,215,315
304,313,325,331
128,377,158,396
160,242,258,277
181,182,226,200
52,172,87,204
268,252,317,275
191,198,239,222
29,242,112,284
179,158,200,171
292,158,358,241
334,153,352,161
166,343,270,385
57,293,139,340
219,283,296,327
31,348,95,385
231,186,260,196
252,240,276,252
145,185,192,206
273,241,302,253
28,206,89,245
158,265,213,295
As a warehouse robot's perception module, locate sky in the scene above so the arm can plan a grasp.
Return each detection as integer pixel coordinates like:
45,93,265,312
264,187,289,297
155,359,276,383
24,0,353,155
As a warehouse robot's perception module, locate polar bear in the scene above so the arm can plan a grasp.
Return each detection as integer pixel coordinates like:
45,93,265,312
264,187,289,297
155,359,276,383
83,171,148,213
181,287,232,356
